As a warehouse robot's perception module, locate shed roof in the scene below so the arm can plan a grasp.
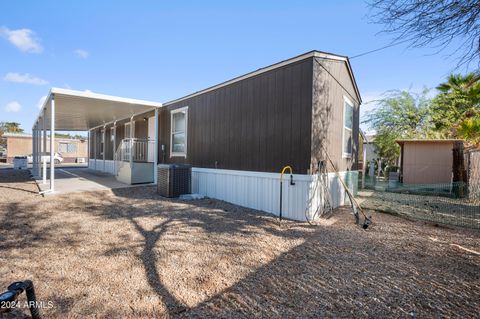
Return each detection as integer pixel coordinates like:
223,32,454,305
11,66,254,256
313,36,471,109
396,139,463,145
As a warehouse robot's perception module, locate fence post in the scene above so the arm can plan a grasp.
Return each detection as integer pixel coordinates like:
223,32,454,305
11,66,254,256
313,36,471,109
452,141,466,198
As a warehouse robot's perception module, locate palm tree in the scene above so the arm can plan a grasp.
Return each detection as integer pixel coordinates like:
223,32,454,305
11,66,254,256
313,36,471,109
436,73,480,95
431,73,480,145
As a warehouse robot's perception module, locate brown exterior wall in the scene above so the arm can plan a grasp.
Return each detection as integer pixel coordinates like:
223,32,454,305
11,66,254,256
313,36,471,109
402,142,454,184
311,58,360,173
159,58,314,173
6,135,88,163
83,54,360,175
89,115,151,160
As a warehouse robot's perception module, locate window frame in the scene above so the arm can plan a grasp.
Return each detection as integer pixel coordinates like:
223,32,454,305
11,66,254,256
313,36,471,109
66,143,77,153
58,142,68,153
170,106,188,158
342,96,354,159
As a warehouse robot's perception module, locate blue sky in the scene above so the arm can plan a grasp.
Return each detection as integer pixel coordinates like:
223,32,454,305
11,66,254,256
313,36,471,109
0,0,474,133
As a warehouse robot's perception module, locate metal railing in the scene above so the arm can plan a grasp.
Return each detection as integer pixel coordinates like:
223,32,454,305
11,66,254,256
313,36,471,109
114,138,155,175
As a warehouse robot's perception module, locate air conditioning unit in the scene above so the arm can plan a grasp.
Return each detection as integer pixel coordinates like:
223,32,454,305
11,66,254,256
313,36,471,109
157,164,192,197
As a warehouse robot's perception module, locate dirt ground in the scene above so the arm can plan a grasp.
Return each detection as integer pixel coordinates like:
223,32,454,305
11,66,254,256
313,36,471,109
0,169,479,318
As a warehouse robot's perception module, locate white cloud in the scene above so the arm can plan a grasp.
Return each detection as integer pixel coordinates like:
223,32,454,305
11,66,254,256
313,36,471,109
84,89,92,93
0,27,43,53
73,49,89,59
4,72,49,85
37,95,47,109
4,101,21,112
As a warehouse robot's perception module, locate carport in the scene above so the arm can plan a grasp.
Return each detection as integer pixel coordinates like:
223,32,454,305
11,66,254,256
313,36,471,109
32,88,162,194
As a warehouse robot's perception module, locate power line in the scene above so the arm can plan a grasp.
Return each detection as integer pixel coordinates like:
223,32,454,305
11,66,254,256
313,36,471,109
350,39,412,59
315,59,360,105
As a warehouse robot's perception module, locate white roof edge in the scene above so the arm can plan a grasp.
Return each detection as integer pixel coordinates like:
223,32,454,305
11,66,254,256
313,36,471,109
50,88,162,107
163,50,361,106
33,88,162,129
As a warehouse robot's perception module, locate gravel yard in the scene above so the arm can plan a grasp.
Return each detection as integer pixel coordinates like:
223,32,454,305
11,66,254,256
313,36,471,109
0,169,479,318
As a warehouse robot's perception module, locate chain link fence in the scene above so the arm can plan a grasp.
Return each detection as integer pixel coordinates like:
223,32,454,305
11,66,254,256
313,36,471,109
358,175,480,230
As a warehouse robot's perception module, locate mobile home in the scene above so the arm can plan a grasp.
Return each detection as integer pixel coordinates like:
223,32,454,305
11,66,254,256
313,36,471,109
32,50,361,221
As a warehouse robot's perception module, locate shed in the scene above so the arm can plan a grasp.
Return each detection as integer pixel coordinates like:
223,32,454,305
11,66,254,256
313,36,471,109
397,139,464,184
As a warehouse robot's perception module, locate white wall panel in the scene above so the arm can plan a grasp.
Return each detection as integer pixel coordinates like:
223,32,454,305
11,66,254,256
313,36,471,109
88,158,115,174
192,168,358,221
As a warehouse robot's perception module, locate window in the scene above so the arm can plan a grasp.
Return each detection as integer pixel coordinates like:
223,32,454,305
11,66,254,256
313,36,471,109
342,97,354,157
170,107,188,157
58,142,77,153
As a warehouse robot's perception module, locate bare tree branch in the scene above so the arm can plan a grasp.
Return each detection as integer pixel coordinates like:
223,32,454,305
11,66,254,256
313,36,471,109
368,0,480,68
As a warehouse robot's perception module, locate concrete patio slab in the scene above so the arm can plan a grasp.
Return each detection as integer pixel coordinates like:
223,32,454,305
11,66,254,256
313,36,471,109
35,167,151,195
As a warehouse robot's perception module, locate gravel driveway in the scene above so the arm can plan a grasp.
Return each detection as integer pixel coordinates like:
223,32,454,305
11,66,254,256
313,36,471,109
0,169,479,318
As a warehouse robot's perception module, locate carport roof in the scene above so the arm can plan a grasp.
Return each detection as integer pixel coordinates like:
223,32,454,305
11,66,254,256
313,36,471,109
34,88,162,131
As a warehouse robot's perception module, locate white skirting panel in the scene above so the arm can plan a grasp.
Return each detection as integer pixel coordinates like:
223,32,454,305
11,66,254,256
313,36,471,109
88,159,96,170
88,159,115,175
103,160,115,174
192,167,358,222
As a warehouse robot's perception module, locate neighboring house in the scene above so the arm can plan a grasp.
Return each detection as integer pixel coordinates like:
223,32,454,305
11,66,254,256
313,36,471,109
363,134,377,163
33,50,362,221
396,139,464,184
5,132,87,163
358,134,377,172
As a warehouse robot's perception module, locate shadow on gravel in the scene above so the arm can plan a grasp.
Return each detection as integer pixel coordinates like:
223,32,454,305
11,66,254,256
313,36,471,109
71,186,311,316
77,186,479,318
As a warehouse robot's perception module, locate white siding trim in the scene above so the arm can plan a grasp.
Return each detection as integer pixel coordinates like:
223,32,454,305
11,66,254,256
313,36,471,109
89,158,115,174
191,167,358,221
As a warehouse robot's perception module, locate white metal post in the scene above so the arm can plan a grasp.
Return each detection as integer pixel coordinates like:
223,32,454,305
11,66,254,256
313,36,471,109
36,125,40,175
94,130,97,170
154,107,158,184
32,127,36,176
50,95,55,192
43,108,46,179
103,125,106,172
38,117,42,179
113,123,116,174
130,116,134,166
34,125,39,176
113,122,116,158
87,130,90,168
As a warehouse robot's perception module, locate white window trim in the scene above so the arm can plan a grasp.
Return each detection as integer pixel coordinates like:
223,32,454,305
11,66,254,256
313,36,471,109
170,106,188,158
342,96,354,159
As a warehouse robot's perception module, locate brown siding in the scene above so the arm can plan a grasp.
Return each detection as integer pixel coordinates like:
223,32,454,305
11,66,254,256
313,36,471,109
104,125,113,160
134,118,148,139
89,131,95,159
115,124,125,149
160,58,314,173
96,128,103,159
311,58,360,173
402,142,454,184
